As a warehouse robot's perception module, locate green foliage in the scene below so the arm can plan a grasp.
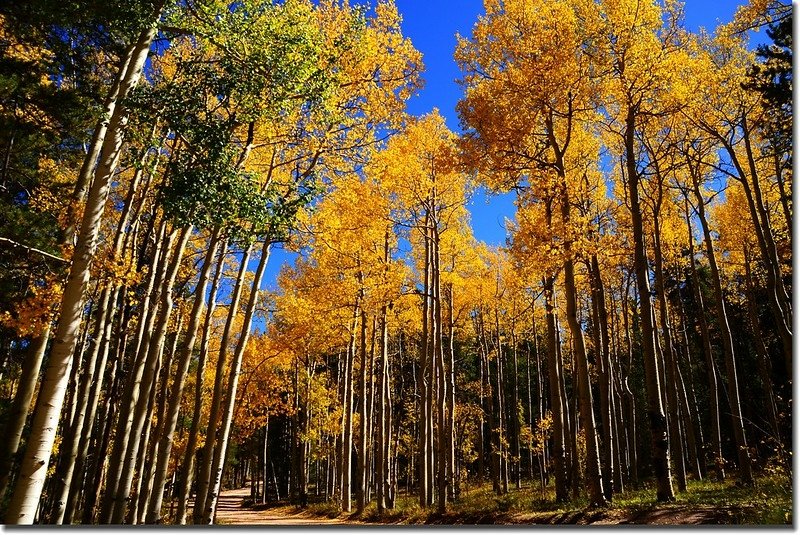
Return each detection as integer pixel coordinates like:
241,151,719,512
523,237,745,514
745,11,793,157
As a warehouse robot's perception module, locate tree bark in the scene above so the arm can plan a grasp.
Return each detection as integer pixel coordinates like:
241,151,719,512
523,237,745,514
623,108,674,502
145,230,221,523
690,173,753,485
4,18,162,523
201,241,271,523
175,236,227,524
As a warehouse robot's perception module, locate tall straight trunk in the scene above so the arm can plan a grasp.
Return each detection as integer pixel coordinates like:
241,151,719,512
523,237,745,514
356,307,369,514
525,316,535,482
175,237,227,524
531,305,547,487
543,274,568,502
743,248,780,439
557,179,605,506
262,419,269,504
446,287,456,500
675,297,705,480
510,327,521,491
3,19,161,523
366,316,377,505
340,305,357,513
418,216,431,508
146,230,221,523
620,277,638,487
434,227,447,512
651,214,687,493
192,243,253,523
684,205,724,481
690,175,753,485
494,309,508,495
425,222,436,507
201,241,272,524
623,109,674,502
476,322,486,484
590,255,614,500
376,303,390,513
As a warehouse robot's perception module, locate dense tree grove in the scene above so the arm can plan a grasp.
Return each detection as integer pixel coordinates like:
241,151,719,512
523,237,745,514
0,0,791,524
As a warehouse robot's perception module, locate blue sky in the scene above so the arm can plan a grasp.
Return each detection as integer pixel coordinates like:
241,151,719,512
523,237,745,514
260,0,771,295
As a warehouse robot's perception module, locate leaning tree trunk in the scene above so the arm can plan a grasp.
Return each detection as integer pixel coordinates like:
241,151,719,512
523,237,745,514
201,241,272,524
111,225,191,524
175,237,227,524
145,231,221,524
193,242,253,523
0,331,49,504
4,18,162,523
690,172,753,486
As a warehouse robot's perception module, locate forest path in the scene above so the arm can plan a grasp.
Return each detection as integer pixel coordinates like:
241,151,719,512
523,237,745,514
214,487,362,525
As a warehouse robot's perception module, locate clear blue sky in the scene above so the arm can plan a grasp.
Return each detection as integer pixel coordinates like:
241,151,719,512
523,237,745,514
260,0,770,297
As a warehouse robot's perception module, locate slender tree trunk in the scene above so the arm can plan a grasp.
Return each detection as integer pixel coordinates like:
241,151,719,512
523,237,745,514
340,304,357,513
192,242,253,522
446,287,456,501
201,241,272,524
717,133,792,374
556,177,605,506
0,330,48,504
4,19,161,523
110,226,191,523
356,308,369,514
50,286,114,523
418,216,431,508
175,237,227,524
675,296,705,480
690,171,753,485
651,214,686,493
744,248,780,439
685,204,724,481
624,109,674,502
543,274,568,502
620,277,638,487
146,231,221,523
136,311,184,523
590,255,614,500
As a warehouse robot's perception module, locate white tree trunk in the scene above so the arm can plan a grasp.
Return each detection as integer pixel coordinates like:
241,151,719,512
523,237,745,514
4,18,161,523
201,242,271,524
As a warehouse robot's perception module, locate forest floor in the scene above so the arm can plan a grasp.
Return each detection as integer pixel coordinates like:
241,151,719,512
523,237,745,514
217,474,792,526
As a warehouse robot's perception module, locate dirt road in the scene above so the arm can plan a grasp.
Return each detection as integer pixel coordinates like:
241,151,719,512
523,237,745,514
213,487,361,525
